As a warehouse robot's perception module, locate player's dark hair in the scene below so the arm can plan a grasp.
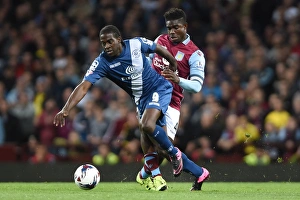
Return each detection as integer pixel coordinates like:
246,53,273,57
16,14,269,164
164,8,187,23
99,25,122,40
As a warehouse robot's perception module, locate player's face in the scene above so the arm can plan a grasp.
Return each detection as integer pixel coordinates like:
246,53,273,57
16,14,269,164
100,33,122,57
165,19,187,43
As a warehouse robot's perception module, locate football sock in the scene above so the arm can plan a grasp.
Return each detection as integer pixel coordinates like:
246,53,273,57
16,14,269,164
182,152,203,177
141,153,161,178
140,165,151,179
149,125,177,156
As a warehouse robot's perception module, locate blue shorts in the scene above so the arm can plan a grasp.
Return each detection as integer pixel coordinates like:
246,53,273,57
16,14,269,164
137,80,172,127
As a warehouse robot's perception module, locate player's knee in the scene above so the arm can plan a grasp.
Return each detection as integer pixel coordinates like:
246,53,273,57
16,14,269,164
140,121,155,135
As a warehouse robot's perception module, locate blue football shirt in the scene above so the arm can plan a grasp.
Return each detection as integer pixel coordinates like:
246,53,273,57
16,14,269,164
83,37,173,123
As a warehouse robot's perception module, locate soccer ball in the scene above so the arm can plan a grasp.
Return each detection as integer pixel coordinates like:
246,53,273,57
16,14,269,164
74,164,101,190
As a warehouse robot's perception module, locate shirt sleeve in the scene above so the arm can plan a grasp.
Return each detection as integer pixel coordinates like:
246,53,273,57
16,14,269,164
83,57,105,84
137,37,157,53
148,35,161,62
178,50,205,93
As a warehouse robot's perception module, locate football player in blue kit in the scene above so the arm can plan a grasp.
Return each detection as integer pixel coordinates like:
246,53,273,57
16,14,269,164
53,25,184,178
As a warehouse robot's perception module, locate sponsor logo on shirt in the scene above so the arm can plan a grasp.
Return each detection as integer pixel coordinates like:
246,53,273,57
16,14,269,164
153,57,164,70
125,66,135,74
162,58,169,66
122,66,141,81
153,57,169,70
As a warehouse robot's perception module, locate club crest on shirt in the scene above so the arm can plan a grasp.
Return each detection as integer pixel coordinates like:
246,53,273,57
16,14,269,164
175,51,184,61
132,49,141,58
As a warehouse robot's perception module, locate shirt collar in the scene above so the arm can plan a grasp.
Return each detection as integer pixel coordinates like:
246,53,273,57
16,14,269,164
182,34,190,45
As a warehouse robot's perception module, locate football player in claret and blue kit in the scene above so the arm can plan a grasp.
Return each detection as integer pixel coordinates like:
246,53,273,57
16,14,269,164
53,25,184,182
136,8,210,191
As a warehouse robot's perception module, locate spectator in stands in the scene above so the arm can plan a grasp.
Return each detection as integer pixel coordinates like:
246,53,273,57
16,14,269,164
234,114,260,155
264,94,291,131
228,88,248,116
243,145,271,166
102,103,131,154
278,116,300,161
201,73,222,101
92,143,119,166
246,102,266,132
118,110,143,163
86,101,110,150
33,76,51,118
244,55,275,99
66,130,88,161
53,106,79,160
9,90,35,144
291,92,300,126
49,67,75,108
185,105,224,161
217,113,240,155
0,82,7,144
6,72,34,108
72,99,95,143
0,98,22,144
35,98,59,147
29,143,56,164
262,121,284,162
277,63,300,104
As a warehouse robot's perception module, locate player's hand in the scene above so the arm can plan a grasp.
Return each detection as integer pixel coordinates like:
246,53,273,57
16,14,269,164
53,109,69,127
162,68,180,84
168,63,177,72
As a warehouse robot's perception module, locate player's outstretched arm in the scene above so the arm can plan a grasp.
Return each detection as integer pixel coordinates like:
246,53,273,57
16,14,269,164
53,80,92,127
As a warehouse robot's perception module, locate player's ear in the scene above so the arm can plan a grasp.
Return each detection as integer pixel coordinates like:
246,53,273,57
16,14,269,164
117,36,122,44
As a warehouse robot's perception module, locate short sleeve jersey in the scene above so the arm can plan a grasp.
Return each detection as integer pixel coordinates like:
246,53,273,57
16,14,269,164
83,37,168,105
151,34,205,110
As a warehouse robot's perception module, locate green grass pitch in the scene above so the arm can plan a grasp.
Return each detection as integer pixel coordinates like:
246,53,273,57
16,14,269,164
1,182,299,200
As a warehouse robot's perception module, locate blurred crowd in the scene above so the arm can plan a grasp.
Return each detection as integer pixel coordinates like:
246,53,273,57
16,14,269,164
0,0,300,166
